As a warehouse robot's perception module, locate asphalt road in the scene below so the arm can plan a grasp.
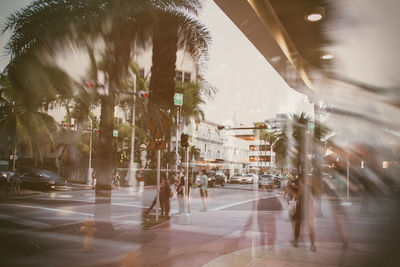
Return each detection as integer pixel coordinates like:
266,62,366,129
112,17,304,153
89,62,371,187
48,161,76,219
2,184,400,267
0,183,284,236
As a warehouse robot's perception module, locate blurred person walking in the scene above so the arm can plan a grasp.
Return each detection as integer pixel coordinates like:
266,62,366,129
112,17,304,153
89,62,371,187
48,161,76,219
145,176,165,215
199,169,208,212
137,168,145,197
322,176,349,249
12,170,21,196
112,170,120,189
161,174,172,216
290,177,316,252
176,169,185,214
6,171,14,196
91,170,97,189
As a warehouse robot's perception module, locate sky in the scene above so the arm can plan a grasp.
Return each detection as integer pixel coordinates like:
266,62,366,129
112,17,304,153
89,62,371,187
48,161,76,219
0,0,313,126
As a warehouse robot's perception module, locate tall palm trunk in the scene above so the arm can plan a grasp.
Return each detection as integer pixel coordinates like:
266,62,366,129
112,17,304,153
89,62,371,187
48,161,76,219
94,35,129,227
94,92,115,223
149,13,178,110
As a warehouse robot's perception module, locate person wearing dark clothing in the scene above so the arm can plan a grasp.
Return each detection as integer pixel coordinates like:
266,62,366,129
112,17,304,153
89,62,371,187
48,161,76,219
160,178,172,216
176,170,185,214
145,178,165,214
322,176,349,249
291,178,316,252
12,171,21,196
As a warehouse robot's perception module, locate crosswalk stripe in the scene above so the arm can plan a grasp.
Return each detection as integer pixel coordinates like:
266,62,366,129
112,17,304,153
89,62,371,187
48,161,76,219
0,213,50,228
0,204,92,216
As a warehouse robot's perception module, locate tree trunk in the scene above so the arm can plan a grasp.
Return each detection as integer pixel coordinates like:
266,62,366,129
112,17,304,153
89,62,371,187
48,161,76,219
93,91,119,238
149,12,178,110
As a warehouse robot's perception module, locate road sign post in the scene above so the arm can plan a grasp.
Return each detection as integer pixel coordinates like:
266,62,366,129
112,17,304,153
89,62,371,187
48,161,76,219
308,121,315,132
174,93,183,106
146,110,171,140
179,146,191,225
150,140,166,150
174,93,183,171
156,149,161,221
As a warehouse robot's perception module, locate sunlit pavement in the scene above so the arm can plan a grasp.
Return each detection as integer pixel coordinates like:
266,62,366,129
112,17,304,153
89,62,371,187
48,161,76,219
1,185,400,266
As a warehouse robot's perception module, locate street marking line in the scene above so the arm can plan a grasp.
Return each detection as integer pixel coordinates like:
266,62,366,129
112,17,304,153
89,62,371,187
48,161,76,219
112,202,147,208
210,194,281,211
0,204,92,216
0,213,50,228
34,198,146,208
111,212,142,219
35,197,95,203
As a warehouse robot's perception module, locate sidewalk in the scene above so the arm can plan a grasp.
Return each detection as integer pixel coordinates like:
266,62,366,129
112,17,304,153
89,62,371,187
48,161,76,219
2,196,400,266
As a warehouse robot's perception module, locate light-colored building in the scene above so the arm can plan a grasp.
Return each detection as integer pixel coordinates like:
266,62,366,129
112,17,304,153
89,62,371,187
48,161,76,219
173,119,250,175
231,114,290,172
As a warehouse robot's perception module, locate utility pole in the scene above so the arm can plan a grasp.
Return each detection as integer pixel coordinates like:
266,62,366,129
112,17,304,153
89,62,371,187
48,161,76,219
175,107,180,171
12,146,17,172
174,93,183,171
87,118,93,185
128,69,137,188
179,144,191,224
156,149,161,221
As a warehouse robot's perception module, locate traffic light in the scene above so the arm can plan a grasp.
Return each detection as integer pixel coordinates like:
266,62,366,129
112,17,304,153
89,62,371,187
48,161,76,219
217,125,230,130
180,133,189,148
82,79,99,89
138,90,149,98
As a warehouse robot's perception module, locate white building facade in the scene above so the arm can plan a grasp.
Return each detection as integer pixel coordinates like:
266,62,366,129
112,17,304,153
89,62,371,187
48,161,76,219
174,120,250,175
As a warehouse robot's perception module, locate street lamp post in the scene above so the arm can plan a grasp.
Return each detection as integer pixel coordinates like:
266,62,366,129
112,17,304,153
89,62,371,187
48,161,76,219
87,118,93,185
175,107,180,171
128,69,137,188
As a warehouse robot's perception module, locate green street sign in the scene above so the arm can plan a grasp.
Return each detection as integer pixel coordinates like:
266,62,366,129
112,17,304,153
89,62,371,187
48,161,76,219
174,93,183,106
308,121,315,131
113,129,118,137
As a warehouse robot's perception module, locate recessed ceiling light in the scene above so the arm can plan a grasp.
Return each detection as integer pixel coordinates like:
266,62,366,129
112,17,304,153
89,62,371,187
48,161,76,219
321,54,333,60
307,13,323,22
305,7,326,23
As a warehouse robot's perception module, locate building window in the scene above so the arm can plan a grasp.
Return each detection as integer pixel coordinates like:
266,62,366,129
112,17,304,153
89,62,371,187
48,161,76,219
175,70,191,83
207,150,211,158
207,129,211,139
176,71,183,82
139,68,145,79
183,72,191,83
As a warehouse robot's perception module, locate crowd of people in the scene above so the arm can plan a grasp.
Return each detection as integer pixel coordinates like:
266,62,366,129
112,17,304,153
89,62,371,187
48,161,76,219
144,168,209,216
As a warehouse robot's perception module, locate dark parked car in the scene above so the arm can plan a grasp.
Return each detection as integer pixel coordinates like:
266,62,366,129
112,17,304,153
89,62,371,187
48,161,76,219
20,169,68,191
207,171,226,187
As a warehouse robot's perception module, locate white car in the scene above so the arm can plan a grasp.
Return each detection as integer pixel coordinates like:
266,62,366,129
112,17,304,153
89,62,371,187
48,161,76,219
240,173,258,184
230,174,242,183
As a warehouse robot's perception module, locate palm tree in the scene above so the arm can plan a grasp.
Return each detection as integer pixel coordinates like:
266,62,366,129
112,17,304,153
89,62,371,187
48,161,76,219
148,2,211,110
0,57,67,169
253,122,281,171
175,81,205,125
0,101,59,169
290,112,312,175
4,1,211,226
274,131,288,169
